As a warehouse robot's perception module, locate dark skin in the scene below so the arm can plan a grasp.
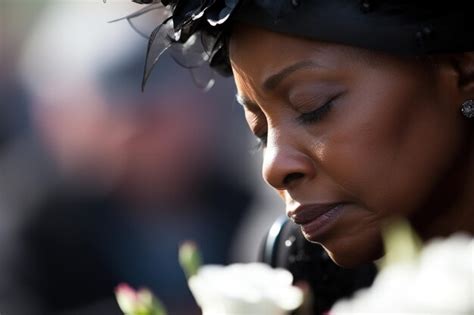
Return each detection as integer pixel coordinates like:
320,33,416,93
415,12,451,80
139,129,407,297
229,25,474,267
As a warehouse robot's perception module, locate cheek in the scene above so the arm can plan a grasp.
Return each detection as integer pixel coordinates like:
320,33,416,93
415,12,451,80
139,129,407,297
319,71,460,217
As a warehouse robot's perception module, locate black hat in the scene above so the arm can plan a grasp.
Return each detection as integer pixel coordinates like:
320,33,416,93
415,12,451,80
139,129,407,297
124,0,474,89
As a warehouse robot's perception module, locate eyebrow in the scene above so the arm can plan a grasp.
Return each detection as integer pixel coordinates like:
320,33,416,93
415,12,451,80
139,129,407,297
235,59,323,110
263,60,323,91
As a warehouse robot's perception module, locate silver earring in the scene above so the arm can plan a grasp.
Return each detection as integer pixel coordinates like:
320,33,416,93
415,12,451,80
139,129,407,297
461,100,474,118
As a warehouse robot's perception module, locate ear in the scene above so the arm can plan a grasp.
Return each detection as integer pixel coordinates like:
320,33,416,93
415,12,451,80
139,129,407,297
450,52,474,99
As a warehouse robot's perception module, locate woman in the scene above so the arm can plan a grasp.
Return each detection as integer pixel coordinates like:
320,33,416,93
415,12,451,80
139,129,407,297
126,0,474,267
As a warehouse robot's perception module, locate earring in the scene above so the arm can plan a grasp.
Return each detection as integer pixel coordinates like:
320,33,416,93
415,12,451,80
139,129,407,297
461,100,474,118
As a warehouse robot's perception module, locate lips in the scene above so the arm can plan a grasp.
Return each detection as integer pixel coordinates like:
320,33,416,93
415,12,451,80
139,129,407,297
287,203,345,240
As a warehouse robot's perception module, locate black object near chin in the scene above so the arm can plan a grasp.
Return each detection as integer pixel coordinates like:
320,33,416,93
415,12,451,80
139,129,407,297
260,216,377,315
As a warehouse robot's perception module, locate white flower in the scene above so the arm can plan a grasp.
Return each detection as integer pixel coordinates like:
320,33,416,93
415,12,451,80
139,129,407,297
331,233,474,315
188,262,304,315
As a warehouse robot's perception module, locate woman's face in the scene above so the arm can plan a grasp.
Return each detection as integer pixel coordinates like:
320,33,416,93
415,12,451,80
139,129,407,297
230,26,467,266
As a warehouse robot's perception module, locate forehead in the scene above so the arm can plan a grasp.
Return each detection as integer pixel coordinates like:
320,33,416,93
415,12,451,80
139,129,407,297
228,25,376,96
230,25,321,81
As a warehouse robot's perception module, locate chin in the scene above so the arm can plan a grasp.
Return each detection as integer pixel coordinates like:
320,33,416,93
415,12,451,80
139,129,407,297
317,233,384,268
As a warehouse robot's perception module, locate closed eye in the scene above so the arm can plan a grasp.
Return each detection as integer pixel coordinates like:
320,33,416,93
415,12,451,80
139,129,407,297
297,94,340,124
254,132,268,151
252,94,342,151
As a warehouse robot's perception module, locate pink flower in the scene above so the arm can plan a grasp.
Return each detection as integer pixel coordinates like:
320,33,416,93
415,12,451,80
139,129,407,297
115,283,167,315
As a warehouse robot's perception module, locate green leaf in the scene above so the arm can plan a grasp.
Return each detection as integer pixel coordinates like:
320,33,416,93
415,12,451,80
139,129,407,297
179,241,202,279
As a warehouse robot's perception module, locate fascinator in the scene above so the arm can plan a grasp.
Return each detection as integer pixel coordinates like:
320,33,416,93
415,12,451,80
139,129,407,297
121,0,474,90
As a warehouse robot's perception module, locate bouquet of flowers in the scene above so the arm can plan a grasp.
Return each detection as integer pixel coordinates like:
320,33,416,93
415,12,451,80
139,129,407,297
115,242,304,315
116,221,473,315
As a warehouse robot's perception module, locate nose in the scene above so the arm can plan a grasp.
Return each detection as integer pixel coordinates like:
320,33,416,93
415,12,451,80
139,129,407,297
262,134,315,190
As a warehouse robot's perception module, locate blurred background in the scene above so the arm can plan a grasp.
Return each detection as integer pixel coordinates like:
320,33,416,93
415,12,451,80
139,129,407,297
0,1,283,314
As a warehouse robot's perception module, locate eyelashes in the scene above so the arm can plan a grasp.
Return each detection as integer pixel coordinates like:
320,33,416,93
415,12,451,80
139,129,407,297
297,96,335,124
253,94,340,150
254,132,268,151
